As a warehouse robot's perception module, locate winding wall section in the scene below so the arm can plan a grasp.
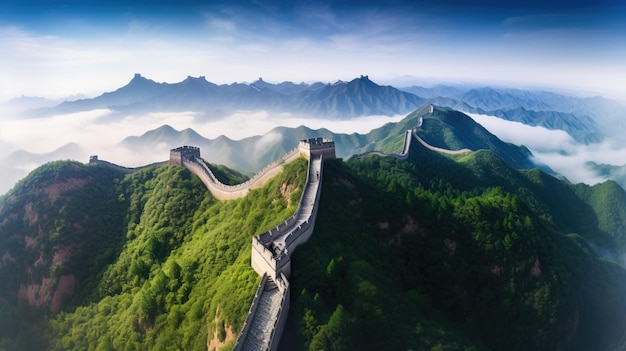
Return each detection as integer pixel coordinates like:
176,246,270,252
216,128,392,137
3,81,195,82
174,141,332,351
234,151,327,351
89,121,467,350
88,139,334,351
352,128,472,161
181,147,301,200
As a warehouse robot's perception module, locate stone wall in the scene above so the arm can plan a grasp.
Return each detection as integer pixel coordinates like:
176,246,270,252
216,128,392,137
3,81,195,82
299,137,336,160
180,147,301,200
351,129,412,160
165,140,332,351
88,157,169,173
236,153,326,351
234,273,269,350
169,146,200,166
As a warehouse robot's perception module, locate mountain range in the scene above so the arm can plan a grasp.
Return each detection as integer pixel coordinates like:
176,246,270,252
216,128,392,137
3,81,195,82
119,105,537,174
17,74,625,145
2,74,626,197
29,74,424,120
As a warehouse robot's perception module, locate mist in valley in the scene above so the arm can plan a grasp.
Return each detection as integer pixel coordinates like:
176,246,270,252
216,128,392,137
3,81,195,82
2,100,626,196
0,106,405,194
468,113,626,186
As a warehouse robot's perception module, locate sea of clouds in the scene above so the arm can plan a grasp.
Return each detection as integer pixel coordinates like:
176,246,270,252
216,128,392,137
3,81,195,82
467,113,626,185
1,106,625,196
0,108,405,194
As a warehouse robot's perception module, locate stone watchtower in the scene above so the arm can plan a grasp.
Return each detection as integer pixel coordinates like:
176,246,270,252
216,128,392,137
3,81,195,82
298,137,336,160
170,146,201,165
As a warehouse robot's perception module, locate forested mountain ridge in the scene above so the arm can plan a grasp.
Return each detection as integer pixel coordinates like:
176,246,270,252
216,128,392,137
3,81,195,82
1,123,626,350
120,105,538,175
284,140,626,351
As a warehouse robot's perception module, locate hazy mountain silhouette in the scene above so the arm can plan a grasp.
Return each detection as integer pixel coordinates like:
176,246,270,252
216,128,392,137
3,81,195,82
18,74,626,144
119,105,536,173
401,84,626,144
31,75,425,119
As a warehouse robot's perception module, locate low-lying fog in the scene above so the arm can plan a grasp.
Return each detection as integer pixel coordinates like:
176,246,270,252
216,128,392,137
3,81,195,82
467,113,626,185
0,109,405,194
1,107,625,196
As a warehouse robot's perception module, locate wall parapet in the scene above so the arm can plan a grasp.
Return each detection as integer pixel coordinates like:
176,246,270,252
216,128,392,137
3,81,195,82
179,147,301,200
88,156,169,173
232,273,269,350
266,273,290,351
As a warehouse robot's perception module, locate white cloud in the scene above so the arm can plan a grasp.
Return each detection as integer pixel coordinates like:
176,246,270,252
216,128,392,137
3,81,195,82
467,113,576,151
0,107,405,194
0,109,114,152
255,130,283,154
467,113,626,185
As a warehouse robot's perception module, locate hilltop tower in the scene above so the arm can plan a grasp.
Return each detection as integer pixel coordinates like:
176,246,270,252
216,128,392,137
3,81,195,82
169,146,200,165
298,137,336,160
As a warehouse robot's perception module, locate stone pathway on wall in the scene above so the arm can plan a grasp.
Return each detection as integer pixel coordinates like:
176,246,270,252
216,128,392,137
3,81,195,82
352,128,472,161
170,141,331,351
240,278,283,351
88,142,330,351
271,156,322,254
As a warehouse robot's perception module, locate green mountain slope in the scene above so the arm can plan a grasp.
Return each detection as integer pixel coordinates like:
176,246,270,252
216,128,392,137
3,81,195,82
1,132,626,350
587,161,626,191
121,105,537,173
0,158,308,350
283,141,626,351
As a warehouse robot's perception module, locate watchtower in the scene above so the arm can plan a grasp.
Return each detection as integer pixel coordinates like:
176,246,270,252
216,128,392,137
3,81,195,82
298,138,336,160
170,146,201,165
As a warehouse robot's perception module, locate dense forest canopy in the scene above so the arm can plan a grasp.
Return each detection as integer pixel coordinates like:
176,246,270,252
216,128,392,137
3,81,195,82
1,130,626,350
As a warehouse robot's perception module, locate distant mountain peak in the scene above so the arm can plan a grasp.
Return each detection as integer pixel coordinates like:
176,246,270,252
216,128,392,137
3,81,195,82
125,73,160,88
129,73,153,83
183,75,207,82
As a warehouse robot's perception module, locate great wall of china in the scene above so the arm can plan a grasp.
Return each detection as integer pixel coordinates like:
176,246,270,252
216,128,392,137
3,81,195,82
351,126,472,161
87,105,472,351
90,137,335,351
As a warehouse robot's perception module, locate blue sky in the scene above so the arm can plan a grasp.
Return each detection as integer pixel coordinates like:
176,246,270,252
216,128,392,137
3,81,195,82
1,0,625,101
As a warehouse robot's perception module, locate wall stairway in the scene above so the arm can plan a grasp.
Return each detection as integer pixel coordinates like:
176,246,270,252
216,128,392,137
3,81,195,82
239,277,283,351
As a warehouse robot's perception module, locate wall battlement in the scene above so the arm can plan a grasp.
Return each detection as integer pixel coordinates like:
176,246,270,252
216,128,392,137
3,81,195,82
299,137,336,160
88,155,168,173
169,145,200,166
